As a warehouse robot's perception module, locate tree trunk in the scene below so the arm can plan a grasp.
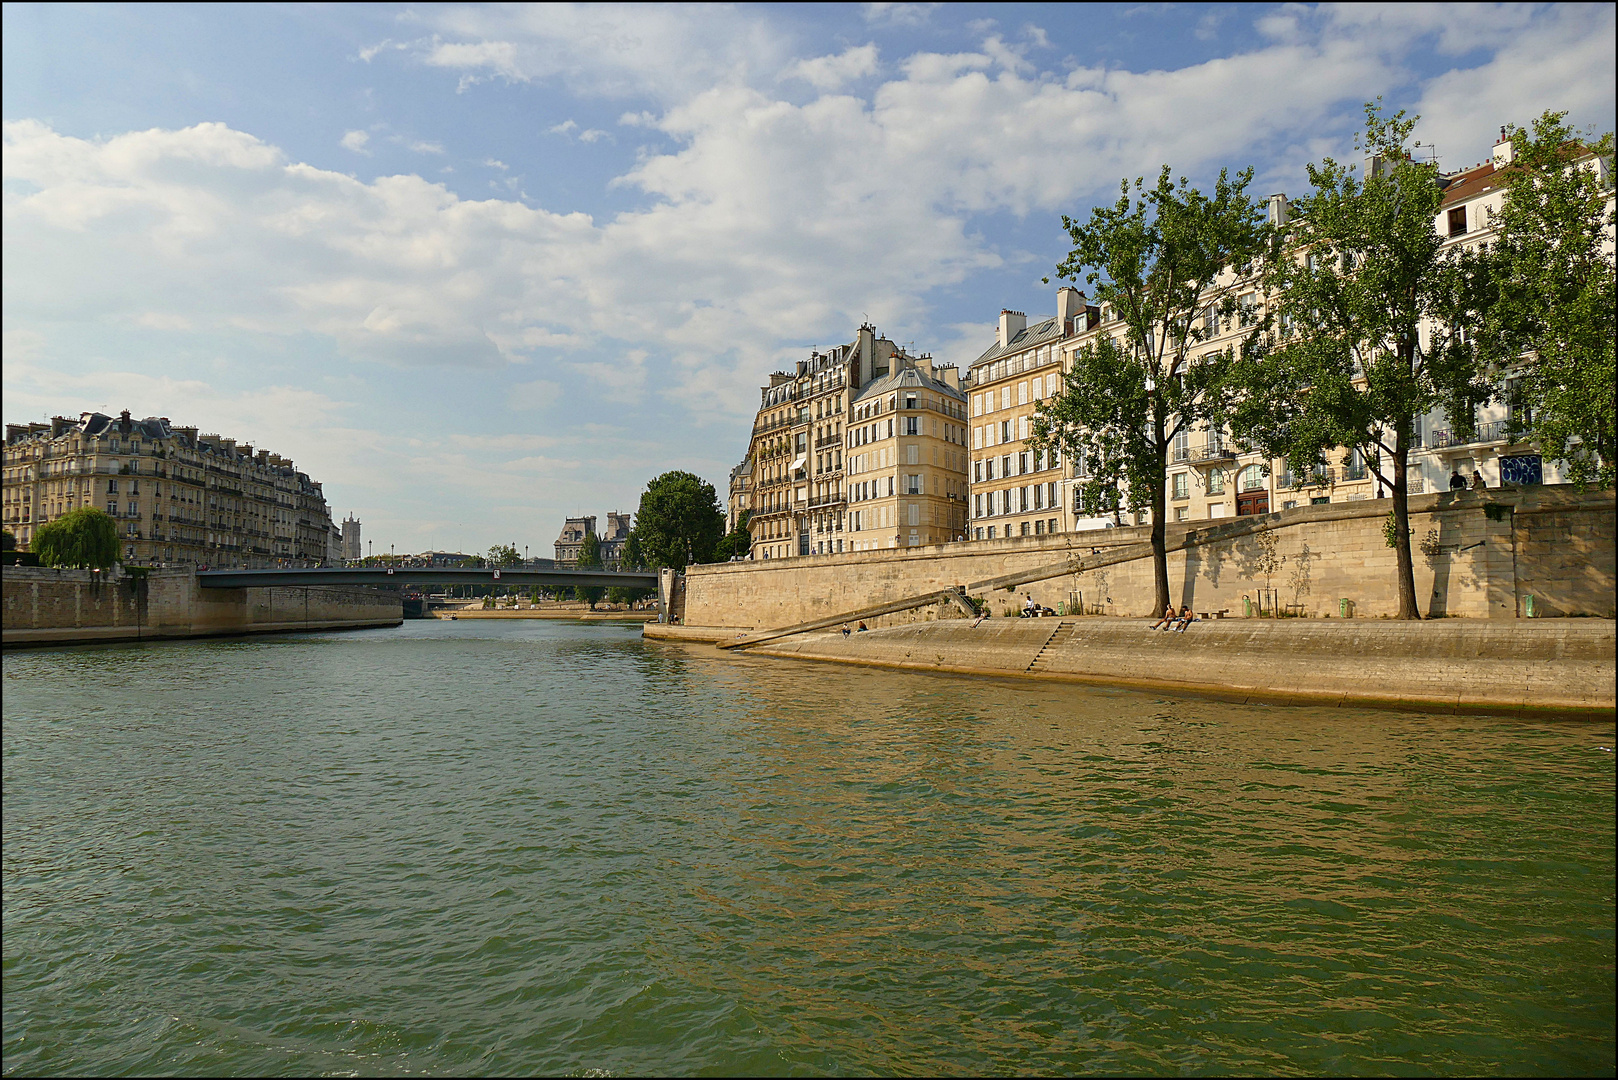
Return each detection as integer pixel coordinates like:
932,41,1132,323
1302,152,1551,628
1390,429,1422,620
1150,452,1170,617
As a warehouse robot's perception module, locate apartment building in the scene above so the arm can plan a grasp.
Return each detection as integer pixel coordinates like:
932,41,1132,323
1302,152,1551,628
726,458,752,535
747,325,929,559
968,288,1092,538
846,356,971,549
2,410,335,566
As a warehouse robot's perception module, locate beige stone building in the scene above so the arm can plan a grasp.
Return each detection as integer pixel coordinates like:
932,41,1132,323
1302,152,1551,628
747,325,939,559
846,356,971,550
2,410,335,566
968,288,1093,539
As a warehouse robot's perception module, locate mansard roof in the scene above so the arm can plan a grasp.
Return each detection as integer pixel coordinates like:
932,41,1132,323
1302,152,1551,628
971,316,1064,370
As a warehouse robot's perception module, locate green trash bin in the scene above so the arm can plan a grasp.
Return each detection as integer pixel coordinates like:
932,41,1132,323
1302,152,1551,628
1525,595,1535,618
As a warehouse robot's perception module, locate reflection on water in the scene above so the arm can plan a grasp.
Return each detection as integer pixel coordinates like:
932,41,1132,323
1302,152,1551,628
3,619,1614,1076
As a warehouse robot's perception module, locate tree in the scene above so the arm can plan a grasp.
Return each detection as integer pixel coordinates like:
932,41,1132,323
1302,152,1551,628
1,529,15,552
32,507,118,569
574,531,605,607
487,543,522,568
620,530,644,570
712,510,752,561
633,471,725,569
1032,164,1267,614
1229,101,1488,619
1480,110,1616,486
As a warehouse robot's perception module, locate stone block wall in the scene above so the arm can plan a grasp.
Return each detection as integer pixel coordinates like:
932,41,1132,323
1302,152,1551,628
680,486,1614,629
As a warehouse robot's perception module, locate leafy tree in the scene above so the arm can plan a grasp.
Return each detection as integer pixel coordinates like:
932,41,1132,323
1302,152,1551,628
1479,110,1616,486
1229,101,1487,619
487,542,522,568
712,510,752,561
633,471,725,569
620,530,644,570
32,507,119,569
1,529,15,551
573,531,605,607
1032,164,1266,614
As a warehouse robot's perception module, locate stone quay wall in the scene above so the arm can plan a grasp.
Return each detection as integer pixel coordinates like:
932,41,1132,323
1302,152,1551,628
2,566,402,647
742,618,1616,719
676,486,1614,630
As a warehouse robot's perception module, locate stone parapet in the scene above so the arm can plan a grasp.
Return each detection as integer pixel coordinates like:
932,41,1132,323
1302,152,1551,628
679,486,1615,628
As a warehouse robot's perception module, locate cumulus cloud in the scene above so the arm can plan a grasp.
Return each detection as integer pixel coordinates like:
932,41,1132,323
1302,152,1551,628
340,129,370,153
786,44,880,91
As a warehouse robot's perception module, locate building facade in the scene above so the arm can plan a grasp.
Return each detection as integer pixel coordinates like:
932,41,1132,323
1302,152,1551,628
553,512,632,566
846,358,971,549
744,324,970,559
2,410,335,566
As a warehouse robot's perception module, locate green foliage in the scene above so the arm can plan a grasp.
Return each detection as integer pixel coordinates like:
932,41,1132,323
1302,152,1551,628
632,471,726,569
574,531,605,605
1033,163,1266,613
712,510,752,562
32,507,119,569
487,543,522,568
1229,101,1487,618
620,530,644,571
1382,510,1401,549
1,529,15,552
1478,110,1616,486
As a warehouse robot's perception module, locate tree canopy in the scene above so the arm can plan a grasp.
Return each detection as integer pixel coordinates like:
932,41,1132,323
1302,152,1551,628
633,471,725,569
1229,101,1487,619
574,531,605,606
712,510,751,562
32,507,119,569
1478,110,1616,486
487,543,522,568
1032,164,1266,614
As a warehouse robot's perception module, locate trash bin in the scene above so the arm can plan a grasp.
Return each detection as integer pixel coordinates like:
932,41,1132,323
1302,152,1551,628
1339,597,1350,618
1525,595,1535,618
1243,595,1252,618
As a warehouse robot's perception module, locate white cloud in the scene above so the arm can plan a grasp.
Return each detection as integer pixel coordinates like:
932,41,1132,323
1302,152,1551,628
863,3,939,27
340,129,370,153
786,44,880,92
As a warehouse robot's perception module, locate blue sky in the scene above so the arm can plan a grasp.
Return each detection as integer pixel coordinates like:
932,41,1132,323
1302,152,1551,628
4,2,1613,556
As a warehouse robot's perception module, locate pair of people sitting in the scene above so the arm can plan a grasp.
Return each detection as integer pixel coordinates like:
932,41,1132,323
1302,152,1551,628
1150,605,1197,632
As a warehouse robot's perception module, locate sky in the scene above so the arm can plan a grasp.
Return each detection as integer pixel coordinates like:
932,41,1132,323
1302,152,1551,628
4,2,1613,557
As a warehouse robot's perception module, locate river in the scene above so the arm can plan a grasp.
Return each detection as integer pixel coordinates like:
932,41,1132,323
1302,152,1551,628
3,618,1614,1076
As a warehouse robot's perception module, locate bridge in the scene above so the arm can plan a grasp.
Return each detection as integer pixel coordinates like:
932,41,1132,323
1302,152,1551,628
197,567,661,590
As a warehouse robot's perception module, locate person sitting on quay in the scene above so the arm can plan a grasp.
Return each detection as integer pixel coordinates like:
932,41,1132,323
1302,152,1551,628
1023,593,1041,618
1449,468,1468,491
1151,605,1176,630
1471,470,1488,491
1174,605,1197,633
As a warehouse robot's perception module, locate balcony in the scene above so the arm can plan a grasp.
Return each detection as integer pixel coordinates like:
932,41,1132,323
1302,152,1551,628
1427,419,1511,450
1190,442,1238,464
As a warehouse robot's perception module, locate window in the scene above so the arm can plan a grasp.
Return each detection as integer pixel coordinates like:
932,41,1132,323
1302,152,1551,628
1175,506,1188,521
1000,387,1011,410
905,417,919,435
107,478,118,493
1208,468,1225,495
1173,429,1189,463
1018,381,1028,405
1001,420,1011,443
1239,464,1266,491
1447,206,1467,237
1172,473,1189,499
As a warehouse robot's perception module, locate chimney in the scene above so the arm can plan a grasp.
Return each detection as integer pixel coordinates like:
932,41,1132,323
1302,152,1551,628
1267,193,1290,227
177,426,198,445
219,438,236,455
1055,287,1085,335
1492,126,1514,167
935,364,959,390
998,310,1027,349
119,409,133,433
50,416,70,437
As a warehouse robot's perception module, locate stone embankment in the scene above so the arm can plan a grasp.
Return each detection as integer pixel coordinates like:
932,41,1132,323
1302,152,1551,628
3,565,401,647
644,617,1616,719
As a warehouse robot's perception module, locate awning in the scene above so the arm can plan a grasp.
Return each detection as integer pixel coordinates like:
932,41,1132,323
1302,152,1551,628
790,454,807,473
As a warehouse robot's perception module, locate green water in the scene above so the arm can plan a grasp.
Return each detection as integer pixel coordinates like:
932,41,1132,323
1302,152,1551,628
3,619,1613,1076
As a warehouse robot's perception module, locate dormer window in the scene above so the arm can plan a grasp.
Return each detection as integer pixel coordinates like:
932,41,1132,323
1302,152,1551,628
1447,207,1467,237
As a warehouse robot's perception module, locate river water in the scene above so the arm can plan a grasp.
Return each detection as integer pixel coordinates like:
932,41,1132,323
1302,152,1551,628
3,619,1613,1076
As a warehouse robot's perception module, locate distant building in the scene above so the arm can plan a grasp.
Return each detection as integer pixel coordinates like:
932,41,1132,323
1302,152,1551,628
341,514,362,562
2,410,334,567
554,512,633,566
554,516,595,566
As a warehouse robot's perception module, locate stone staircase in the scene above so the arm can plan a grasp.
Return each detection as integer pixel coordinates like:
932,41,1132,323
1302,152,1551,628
1025,619,1078,673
